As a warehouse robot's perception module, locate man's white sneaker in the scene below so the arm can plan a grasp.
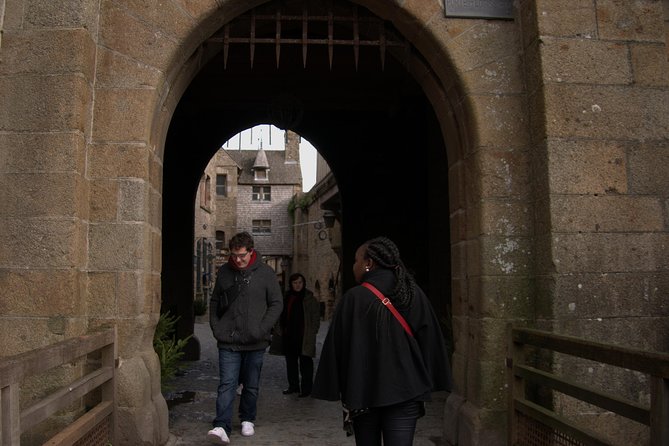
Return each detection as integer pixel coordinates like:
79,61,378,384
207,427,230,444
241,421,255,437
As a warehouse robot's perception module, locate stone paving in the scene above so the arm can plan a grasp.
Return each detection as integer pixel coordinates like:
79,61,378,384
165,319,449,445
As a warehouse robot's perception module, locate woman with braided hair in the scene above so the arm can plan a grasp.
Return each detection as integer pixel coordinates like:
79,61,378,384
312,236,452,445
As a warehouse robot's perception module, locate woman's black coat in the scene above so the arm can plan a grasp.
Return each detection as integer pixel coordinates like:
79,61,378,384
312,268,452,410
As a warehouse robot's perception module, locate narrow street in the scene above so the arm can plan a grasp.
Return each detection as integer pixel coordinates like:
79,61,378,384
165,319,449,445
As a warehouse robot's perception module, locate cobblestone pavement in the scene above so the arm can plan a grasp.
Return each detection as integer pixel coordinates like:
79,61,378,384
165,319,449,445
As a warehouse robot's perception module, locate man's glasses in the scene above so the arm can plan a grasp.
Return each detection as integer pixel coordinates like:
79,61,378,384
230,251,251,259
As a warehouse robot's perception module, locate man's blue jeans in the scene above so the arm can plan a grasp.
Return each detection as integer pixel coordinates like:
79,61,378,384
213,348,265,434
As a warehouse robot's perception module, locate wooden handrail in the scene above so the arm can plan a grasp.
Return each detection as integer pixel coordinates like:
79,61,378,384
508,325,669,446
0,327,117,446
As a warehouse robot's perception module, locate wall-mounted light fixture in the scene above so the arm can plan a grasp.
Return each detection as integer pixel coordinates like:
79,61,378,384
322,210,336,228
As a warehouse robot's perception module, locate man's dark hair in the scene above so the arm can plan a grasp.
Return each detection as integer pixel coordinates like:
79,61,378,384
229,231,254,251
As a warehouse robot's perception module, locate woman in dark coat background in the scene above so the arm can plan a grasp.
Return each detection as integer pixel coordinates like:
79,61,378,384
312,236,452,446
275,273,320,397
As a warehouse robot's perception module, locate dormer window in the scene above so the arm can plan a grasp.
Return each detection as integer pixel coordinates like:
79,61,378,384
254,169,268,181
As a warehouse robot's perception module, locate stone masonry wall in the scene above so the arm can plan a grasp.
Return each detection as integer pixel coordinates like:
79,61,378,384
1,1,667,445
519,0,669,443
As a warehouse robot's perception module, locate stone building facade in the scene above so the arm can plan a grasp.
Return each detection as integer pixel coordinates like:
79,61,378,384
1,1,668,445
291,154,343,321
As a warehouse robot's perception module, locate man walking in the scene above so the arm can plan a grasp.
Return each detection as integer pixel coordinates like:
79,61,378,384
207,232,283,444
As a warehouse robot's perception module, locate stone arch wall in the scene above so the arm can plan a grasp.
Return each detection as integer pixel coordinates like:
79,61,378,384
9,1,667,446
0,0,532,444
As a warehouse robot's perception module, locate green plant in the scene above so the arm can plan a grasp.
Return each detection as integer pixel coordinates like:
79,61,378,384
193,298,208,316
153,312,192,390
287,193,312,220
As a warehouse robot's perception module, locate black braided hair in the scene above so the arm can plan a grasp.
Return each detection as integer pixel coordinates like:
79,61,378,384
363,236,415,309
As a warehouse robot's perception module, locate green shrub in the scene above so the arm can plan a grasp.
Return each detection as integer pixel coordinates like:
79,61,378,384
153,312,192,390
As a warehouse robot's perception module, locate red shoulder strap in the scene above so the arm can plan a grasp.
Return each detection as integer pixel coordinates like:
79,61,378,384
361,282,413,337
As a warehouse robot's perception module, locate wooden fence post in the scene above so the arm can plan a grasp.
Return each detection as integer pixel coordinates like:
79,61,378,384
650,375,669,446
1,383,21,445
507,324,522,446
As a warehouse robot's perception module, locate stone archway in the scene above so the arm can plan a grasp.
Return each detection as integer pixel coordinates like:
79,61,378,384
1,1,534,445
153,2,532,445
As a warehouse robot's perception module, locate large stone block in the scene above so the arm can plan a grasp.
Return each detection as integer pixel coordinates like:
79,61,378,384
88,222,148,270
464,355,508,410
117,271,153,317
0,172,86,218
543,83,669,140
0,29,96,79
552,233,669,274
479,199,531,237
596,0,665,42
478,235,532,276
113,0,197,41
555,316,669,352
550,195,664,233
0,218,84,268
630,43,669,86
547,138,627,194
106,316,155,357
0,317,87,356
533,0,598,39
628,139,669,194
461,54,524,95
119,179,150,222
88,143,151,180
468,275,535,319
24,0,100,31
0,269,84,316
474,148,531,199
117,355,152,408
456,401,506,446
89,179,119,222
540,37,631,84
442,20,518,73
0,75,92,133
99,2,181,70
469,94,530,148
552,272,669,319
93,88,156,142
87,271,118,318
0,132,86,174
95,46,165,89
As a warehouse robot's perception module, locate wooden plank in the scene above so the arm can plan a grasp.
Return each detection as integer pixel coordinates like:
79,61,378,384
512,328,669,376
650,376,669,446
20,367,113,432
507,323,523,446
101,326,118,445
1,384,21,446
515,364,650,425
42,401,113,446
514,398,611,446
0,329,115,387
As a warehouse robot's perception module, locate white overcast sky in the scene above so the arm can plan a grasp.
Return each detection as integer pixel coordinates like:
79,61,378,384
222,124,317,192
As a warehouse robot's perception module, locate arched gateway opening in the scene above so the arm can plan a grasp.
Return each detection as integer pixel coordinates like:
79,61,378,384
161,0,454,361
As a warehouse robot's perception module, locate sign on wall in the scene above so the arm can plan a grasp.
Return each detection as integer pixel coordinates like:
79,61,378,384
444,0,515,19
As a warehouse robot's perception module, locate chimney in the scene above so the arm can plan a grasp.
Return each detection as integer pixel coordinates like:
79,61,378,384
284,130,300,164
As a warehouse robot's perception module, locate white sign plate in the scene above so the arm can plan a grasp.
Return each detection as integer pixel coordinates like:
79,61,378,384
444,0,514,19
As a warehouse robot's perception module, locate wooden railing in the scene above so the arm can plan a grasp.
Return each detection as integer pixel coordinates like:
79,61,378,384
507,325,669,446
0,327,117,446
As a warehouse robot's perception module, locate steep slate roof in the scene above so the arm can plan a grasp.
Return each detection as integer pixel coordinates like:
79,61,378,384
225,149,302,185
